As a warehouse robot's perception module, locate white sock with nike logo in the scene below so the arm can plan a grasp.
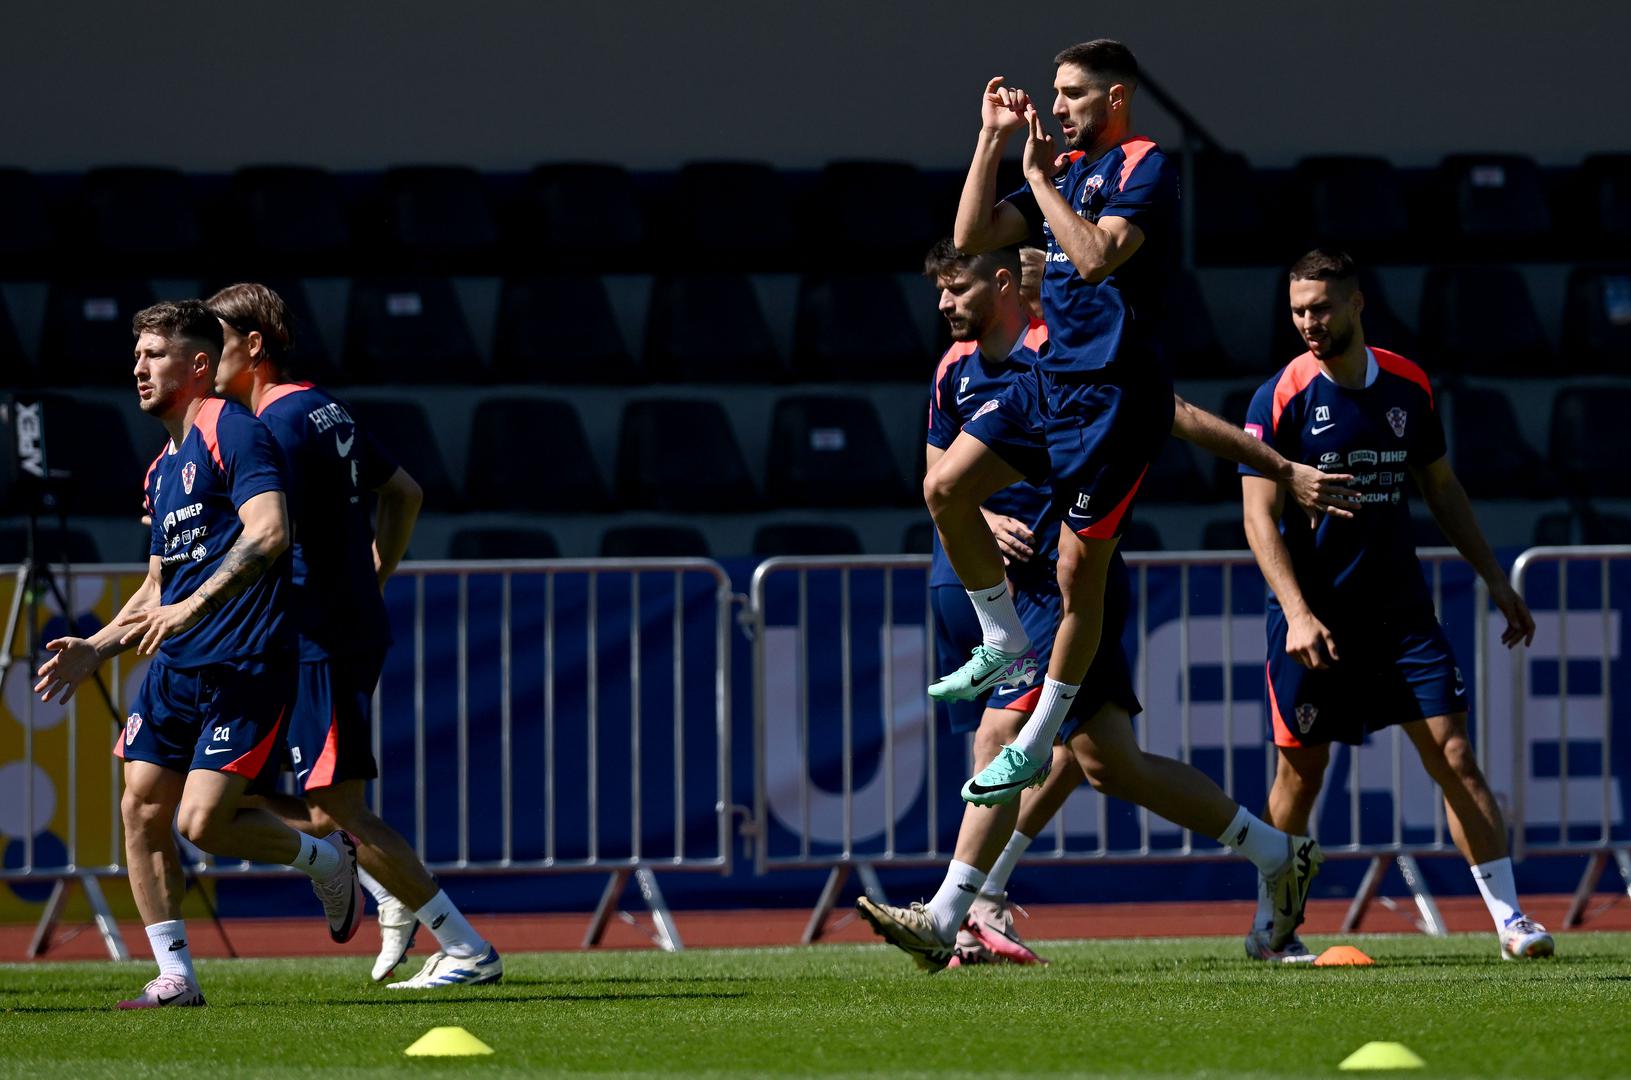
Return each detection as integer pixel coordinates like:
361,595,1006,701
145,919,196,982
965,583,1029,655
1471,857,1521,930
290,832,342,880
1009,678,1078,760
415,890,487,959
924,860,986,941
1217,805,1293,876
980,830,1033,898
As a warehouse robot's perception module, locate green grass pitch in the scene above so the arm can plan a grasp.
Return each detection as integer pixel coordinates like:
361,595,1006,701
2,933,1628,1078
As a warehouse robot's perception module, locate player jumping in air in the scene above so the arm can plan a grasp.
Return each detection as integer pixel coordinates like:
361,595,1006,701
1238,249,1551,961
35,301,363,1008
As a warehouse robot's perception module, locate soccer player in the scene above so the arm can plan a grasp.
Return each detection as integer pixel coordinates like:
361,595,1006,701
34,301,362,1008
1239,249,1552,961
207,283,501,987
861,241,1365,969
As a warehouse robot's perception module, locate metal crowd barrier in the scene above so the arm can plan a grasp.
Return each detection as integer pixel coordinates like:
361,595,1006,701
0,558,736,958
1509,546,1631,926
746,551,1499,941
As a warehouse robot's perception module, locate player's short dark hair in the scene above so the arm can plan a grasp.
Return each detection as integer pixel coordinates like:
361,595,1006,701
206,282,293,364
1288,247,1359,286
922,238,1022,283
132,300,224,357
1053,39,1139,90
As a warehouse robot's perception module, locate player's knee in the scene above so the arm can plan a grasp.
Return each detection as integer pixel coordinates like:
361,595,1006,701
120,789,172,839
1435,735,1482,784
305,785,368,831
922,463,958,516
1076,750,1123,798
173,802,225,850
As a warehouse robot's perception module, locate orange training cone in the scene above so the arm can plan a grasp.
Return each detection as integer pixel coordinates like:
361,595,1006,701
1315,945,1375,966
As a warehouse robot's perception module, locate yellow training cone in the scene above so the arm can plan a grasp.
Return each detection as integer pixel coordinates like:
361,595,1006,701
1315,945,1375,966
405,1026,495,1057
1338,1042,1425,1070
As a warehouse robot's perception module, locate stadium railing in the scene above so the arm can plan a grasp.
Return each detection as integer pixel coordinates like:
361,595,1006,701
1509,545,1631,927
745,551,1524,942
1,558,737,958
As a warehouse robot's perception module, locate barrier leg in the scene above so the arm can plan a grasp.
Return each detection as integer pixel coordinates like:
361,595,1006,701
1564,852,1609,928
583,868,631,949
25,879,69,958
802,866,851,944
1341,855,1387,934
1615,850,1631,905
635,868,683,953
81,875,129,961
1396,854,1446,936
26,875,130,961
856,862,888,905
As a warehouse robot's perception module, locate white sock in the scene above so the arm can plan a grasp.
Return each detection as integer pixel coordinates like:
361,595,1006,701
290,832,342,880
415,889,488,959
145,919,196,981
1253,872,1274,932
980,831,1034,898
965,583,1029,654
1471,857,1522,930
923,860,986,941
1010,678,1078,759
356,867,398,912
1218,805,1293,877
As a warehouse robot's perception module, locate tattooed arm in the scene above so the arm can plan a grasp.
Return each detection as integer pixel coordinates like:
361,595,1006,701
116,491,290,656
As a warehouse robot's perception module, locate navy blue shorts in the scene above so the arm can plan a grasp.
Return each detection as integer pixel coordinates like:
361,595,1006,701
995,358,1172,539
285,651,385,794
960,385,1051,483
118,657,294,793
1265,606,1467,747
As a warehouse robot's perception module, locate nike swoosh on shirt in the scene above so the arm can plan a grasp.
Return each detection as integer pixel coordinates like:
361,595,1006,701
1310,423,1336,435
337,431,356,456
956,393,978,406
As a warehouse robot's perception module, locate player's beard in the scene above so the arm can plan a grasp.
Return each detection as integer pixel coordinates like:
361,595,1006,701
945,311,987,342
1306,323,1354,359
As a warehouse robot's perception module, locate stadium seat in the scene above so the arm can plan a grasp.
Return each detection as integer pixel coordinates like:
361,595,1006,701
38,279,159,385
1442,386,1554,499
1582,154,1631,248
1139,439,1214,504
1434,154,1551,253
644,273,782,382
81,167,203,270
600,525,711,558
900,520,934,554
791,273,926,382
1161,269,1234,377
448,526,560,560
810,161,941,269
1269,264,1418,366
0,296,26,386
0,169,55,275
464,398,608,512
0,524,101,564
1119,519,1164,552
766,394,906,508
616,399,758,511
753,522,864,557
1561,266,1631,374
1550,386,1631,497
380,166,499,269
672,162,795,269
342,397,461,509
1533,506,1631,546
492,275,639,384
1201,517,1248,551
344,276,482,383
521,163,647,269
1418,266,1550,375
1188,151,1274,264
227,166,353,272
1292,156,1411,259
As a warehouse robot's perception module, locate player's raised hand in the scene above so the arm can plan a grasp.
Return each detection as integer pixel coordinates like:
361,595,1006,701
1489,581,1536,648
117,599,204,658
35,637,100,704
1021,105,1061,184
985,513,1036,563
1288,463,1362,521
980,77,1030,137
1285,610,1339,670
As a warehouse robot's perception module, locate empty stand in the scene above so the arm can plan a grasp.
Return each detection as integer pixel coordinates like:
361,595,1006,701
380,166,499,268
672,162,795,269
1201,517,1248,551
753,522,864,557
1561,266,1631,374
1119,519,1164,552
1533,506,1631,545
600,524,711,558
38,279,159,385
900,520,934,555
228,166,353,272
766,394,905,508
1435,155,1551,253
1582,155,1631,248
464,398,608,512
644,273,782,382
1550,386,1631,497
1139,439,1214,504
1162,269,1233,377
448,526,560,559
0,296,25,386
791,274,925,382
343,397,461,509
1293,156,1411,259
1442,386,1554,499
1418,266,1550,375
616,399,758,511
492,276,639,384
1189,152,1273,264
0,169,55,274
81,167,203,270
522,164,647,268
0,525,101,564
811,161,940,269
344,276,482,383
